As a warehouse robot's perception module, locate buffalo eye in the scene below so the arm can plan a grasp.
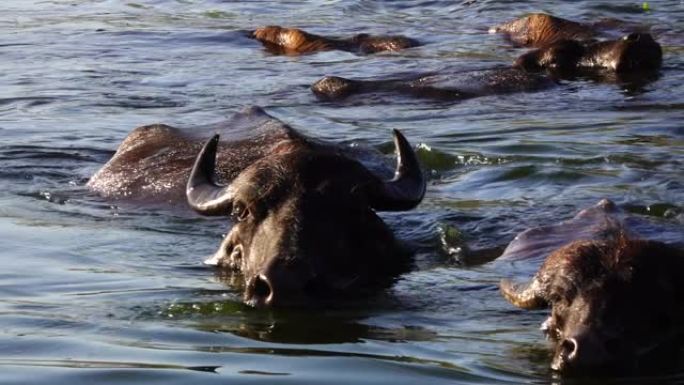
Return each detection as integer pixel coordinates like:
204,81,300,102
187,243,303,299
231,202,250,222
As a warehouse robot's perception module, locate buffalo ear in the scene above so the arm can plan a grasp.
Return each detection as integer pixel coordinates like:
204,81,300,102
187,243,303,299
500,278,548,310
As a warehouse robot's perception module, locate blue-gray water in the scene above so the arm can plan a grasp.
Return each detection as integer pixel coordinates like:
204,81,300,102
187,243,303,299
1,1,683,384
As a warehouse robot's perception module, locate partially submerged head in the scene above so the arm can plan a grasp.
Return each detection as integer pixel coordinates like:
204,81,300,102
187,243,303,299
514,33,662,74
252,26,332,54
311,76,360,100
501,234,684,373
582,32,662,72
187,131,425,307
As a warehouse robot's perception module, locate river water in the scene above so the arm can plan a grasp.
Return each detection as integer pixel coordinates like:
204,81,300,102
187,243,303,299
1,1,683,384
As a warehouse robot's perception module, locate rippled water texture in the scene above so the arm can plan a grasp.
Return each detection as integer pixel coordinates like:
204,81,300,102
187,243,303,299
1,1,683,384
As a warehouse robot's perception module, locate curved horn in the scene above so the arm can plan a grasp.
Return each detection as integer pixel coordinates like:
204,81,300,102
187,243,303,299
369,129,426,211
186,135,235,216
500,278,548,310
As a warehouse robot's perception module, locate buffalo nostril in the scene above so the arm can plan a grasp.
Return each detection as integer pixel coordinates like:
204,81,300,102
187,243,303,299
253,275,272,299
560,338,579,363
246,275,273,307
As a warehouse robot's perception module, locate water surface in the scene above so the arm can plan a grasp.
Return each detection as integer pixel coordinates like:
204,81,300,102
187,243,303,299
1,1,683,384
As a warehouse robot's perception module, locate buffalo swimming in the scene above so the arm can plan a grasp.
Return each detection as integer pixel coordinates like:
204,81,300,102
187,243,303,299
252,25,419,55
89,106,426,307
498,199,684,373
309,14,662,102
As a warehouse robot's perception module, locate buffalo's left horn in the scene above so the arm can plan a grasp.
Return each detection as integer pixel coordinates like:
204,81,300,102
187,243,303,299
369,129,426,211
186,135,235,216
500,278,548,309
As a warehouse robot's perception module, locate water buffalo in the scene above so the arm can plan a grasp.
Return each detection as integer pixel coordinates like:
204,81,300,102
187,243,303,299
311,29,660,102
252,26,419,55
498,199,684,373
491,14,662,73
88,106,426,307
489,13,650,47
513,33,662,73
490,13,598,48
311,68,555,101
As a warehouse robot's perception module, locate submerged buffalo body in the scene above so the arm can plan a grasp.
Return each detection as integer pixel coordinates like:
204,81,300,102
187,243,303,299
498,200,684,373
311,14,661,103
513,32,662,73
311,68,555,101
252,26,419,55
88,107,426,307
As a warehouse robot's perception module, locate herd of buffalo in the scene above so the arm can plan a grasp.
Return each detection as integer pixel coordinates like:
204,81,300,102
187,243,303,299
86,13,682,374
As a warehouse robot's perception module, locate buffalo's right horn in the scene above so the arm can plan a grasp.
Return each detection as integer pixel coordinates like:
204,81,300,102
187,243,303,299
369,129,426,211
186,135,235,216
500,278,548,309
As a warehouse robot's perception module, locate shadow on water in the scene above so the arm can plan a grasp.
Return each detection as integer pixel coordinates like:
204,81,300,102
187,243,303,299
549,67,662,96
161,298,441,345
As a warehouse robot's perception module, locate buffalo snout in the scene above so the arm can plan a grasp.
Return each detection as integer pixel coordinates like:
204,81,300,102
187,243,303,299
245,275,274,307
244,258,316,307
552,331,617,372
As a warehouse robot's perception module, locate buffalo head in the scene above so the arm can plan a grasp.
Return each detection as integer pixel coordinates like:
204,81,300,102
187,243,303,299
501,234,684,373
583,32,662,73
187,130,425,307
514,33,662,74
